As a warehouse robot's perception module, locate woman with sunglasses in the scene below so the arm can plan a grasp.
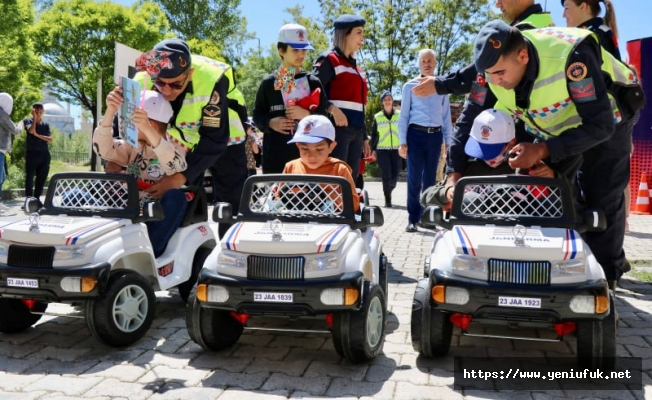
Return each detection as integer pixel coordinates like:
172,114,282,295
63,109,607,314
134,38,249,238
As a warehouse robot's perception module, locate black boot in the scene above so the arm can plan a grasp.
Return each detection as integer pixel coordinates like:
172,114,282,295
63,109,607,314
384,191,392,208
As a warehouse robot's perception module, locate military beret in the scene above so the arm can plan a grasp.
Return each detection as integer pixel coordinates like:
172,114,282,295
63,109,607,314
135,39,192,79
474,20,514,74
333,14,366,30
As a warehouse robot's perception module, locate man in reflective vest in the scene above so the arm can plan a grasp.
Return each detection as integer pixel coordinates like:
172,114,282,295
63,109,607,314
412,0,554,97
369,91,401,207
134,39,248,238
473,20,644,288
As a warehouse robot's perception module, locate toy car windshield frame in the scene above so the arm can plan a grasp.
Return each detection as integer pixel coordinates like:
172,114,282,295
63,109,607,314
447,175,579,229
40,172,141,220
237,174,359,226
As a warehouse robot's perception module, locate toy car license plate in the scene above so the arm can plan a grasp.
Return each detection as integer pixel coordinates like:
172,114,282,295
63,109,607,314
498,296,541,309
6,277,39,289
253,292,293,303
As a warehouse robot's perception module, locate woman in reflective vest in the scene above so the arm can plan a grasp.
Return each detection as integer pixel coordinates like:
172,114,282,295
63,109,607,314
370,91,401,207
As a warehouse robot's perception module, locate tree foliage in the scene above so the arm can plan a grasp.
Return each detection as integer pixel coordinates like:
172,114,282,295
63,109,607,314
0,0,43,120
316,0,489,118
146,0,244,44
31,0,169,125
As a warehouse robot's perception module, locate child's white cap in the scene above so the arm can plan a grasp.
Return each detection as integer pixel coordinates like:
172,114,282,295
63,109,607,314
288,115,335,144
278,23,314,50
141,90,173,123
465,108,515,159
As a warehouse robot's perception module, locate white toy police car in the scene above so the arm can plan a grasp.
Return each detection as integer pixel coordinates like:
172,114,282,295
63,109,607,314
412,175,616,369
0,172,215,347
186,174,388,363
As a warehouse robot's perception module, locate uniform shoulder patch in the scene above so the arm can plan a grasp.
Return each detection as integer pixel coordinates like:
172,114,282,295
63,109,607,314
202,104,222,128
209,90,220,104
567,62,588,82
569,78,596,103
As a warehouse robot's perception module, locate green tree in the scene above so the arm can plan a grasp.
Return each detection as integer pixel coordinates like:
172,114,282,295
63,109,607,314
0,0,43,120
31,0,169,127
146,0,243,44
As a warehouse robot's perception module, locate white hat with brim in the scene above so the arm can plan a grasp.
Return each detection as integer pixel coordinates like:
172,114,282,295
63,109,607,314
288,115,335,144
464,108,515,160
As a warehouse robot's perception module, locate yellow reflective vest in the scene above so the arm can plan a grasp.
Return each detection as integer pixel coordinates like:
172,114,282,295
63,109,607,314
515,12,554,30
135,55,246,151
490,27,638,140
374,111,400,150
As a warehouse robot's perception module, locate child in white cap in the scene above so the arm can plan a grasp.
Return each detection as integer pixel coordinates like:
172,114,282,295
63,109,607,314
94,87,188,257
283,114,360,213
422,109,554,208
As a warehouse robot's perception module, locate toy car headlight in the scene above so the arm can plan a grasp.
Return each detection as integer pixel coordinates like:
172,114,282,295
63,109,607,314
305,255,338,272
0,241,8,258
452,254,486,272
55,246,85,260
552,260,585,276
218,250,246,269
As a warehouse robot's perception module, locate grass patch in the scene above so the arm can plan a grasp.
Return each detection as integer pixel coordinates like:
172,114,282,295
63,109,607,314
629,269,652,283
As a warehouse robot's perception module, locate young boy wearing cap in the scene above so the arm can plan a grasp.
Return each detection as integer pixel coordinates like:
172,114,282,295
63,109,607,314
94,87,188,257
421,109,554,208
253,23,329,174
283,115,360,213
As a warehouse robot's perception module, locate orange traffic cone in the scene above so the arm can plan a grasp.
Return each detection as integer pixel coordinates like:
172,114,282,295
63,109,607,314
633,172,651,214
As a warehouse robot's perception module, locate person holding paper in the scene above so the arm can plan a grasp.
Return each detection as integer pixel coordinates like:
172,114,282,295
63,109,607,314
253,23,329,174
94,88,188,257
133,39,248,238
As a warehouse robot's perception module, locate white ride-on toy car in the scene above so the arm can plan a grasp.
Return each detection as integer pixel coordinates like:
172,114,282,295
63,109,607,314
411,175,616,369
0,172,215,346
186,174,388,363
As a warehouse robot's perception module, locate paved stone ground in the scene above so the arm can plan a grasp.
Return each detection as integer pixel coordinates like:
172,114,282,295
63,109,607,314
1,180,651,399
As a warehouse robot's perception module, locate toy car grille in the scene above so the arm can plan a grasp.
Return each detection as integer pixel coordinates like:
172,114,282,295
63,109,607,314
8,245,55,268
460,183,563,219
248,180,346,218
247,255,305,281
52,178,130,210
488,259,551,285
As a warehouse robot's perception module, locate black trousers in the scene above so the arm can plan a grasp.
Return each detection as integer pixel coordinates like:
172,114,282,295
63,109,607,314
209,142,248,239
25,151,51,199
376,149,402,194
331,126,365,180
577,121,632,281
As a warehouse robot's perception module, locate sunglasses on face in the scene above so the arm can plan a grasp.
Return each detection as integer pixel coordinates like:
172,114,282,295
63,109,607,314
154,72,189,90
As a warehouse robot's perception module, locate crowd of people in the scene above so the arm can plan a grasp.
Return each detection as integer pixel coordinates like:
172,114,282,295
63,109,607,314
0,0,644,287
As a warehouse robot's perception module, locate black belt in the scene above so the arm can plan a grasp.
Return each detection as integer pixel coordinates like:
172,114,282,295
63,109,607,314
409,124,441,133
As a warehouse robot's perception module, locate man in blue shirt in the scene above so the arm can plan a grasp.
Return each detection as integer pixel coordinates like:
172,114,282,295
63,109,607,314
399,49,453,232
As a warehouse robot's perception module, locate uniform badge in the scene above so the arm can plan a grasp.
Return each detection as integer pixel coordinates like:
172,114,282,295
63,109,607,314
203,104,221,127
567,62,588,82
569,78,596,103
210,90,220,104
476,74,487,87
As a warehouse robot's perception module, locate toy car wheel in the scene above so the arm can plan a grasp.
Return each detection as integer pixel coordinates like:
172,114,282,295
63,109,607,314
410,278,453,357
185,286,243,350
576,320,603,369
331,282,386,363
0,299,48,333
177,246,213,303
601,294,617,369
85,270,156,347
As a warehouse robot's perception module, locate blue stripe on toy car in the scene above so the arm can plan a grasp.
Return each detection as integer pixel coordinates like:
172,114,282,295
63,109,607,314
65,220,118,245
225,222,244,251
320,225,347,252
455,226,476,256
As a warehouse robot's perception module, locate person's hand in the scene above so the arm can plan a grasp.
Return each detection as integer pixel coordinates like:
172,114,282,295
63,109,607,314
399,144,408,159
527,161,555,178
105,86,123,111
369,151,377,162
508,142,549,170
363,140,371,158
270,116,294,135
145,173,186,198
104,161,125,174
412,76,438,97
133,108,161,146
444,172,461,202
285,105,309,121
329,106,348,127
